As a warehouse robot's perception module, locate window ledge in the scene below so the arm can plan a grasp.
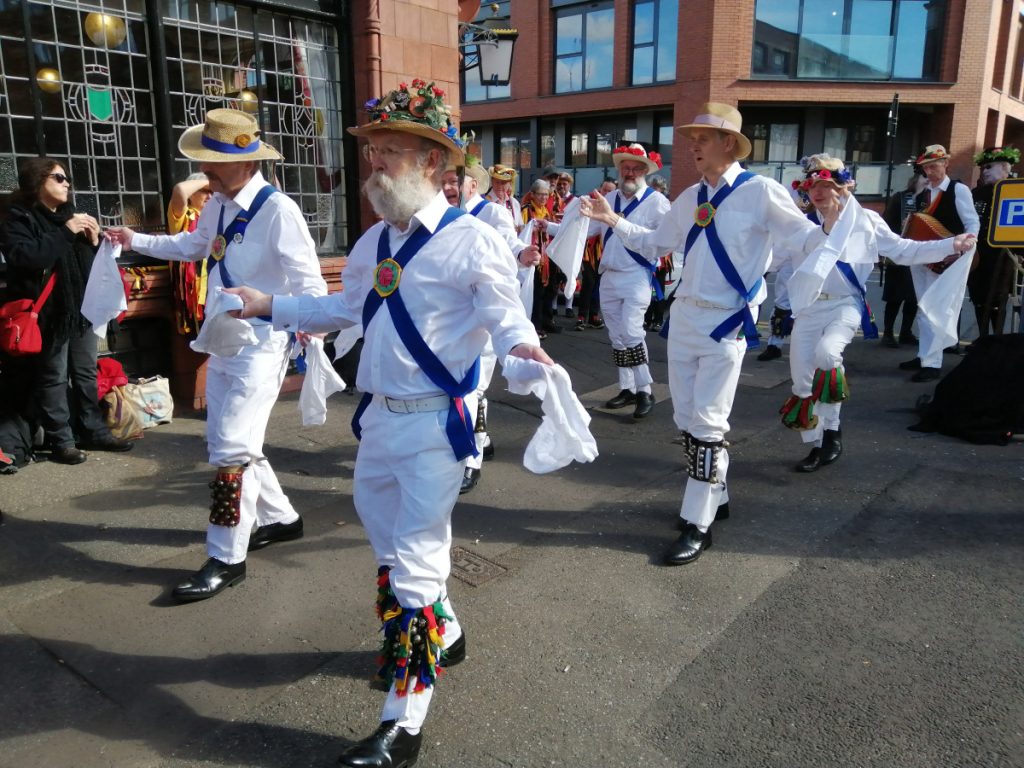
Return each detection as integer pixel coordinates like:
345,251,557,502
738,76,956,86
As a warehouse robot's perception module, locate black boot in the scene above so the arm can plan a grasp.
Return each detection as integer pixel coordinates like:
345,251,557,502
819,429,842,465
663,524,712,565
796,447,821,473
459,467,480,494
605,389,636,409
338,720,423,767
632,391,655,419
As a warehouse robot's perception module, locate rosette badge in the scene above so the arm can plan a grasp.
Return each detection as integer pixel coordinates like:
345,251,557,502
351,79,465,163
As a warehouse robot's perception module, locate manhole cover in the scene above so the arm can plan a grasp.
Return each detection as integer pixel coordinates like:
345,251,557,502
450,545,508,587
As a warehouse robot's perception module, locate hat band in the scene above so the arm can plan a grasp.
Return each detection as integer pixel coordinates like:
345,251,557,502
200,133,261,154
691,113,741,133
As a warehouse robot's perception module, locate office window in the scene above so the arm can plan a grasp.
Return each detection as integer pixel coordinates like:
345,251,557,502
751,0,946,81
554,1,614,93
632,0,677,85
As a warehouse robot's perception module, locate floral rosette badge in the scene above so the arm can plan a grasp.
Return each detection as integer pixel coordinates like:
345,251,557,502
210,234,228,261
374,258,402,298
694,202,716,228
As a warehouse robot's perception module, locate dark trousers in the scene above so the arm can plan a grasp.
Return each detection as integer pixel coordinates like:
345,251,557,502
36,325,110,449
576,261,601,321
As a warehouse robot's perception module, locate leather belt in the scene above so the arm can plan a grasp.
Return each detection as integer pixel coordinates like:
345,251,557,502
375,394,450,414
816,293,847,301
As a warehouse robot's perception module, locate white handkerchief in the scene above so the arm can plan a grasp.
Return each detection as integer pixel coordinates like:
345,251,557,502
189,286,258,357
299,337,346,426
502,356,598,473
546,196,588,299
917,247,974,360
81,240,126,337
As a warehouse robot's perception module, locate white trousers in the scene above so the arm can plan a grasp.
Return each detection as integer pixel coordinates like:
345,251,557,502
464,344,497,472
204,326,298,564
789,298,860,445
668,301,753,531
354,399,465,730
601,269,653,392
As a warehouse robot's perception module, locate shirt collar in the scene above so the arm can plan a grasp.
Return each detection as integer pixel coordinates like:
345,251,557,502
703,162,744,193
930,176,950,193
463,193,485,211
217,171,267,210
397,191,451,235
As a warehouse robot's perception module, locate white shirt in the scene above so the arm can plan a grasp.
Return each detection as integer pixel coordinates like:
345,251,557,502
590,184,671,274
614,162,825,309
273,192,538,400
486,193,522,230
465,194,524,257
131,172,327,320
926,176,981,236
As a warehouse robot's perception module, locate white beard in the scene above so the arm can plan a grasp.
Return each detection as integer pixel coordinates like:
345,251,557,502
363,170,436,226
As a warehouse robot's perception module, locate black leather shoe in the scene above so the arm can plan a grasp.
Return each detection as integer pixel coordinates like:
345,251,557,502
757,344,782,361
542,323,562,334
80,435,133,452
248,517,304,551
459,467,480,495
881,334,899,348
819,429,842,465
944,344,963,355
796,447,821,473
338,720,422,768
589,317,605,329
911,367,941,382
51,445,87,465
898,333,918,345
663,524,711,566
605,389,637,409
633,392,655,419
899,357,922,371
439,631,466,668
482,442,494,461
172,558,246,602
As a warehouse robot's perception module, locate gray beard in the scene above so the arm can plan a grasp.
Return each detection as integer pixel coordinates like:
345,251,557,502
363,171,436,226
621,179,643,197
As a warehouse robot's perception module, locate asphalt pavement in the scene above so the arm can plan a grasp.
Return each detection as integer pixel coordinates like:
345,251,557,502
1,292,1021,768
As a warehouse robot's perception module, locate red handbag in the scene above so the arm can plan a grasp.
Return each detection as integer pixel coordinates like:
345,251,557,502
0,272,58,356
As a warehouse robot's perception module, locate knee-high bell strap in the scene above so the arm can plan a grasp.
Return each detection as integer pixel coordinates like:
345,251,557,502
351,207,481,461
377,601,453,696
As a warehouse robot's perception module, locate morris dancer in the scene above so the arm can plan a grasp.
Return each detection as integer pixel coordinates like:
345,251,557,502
583,103,835,564
106,109,326,601
230,81,550,767
778,156,976,472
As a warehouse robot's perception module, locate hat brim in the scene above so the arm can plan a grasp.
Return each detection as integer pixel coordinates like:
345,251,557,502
611,154,660,176
916,155,949,166
676,123,752,161
178,123,283,162
348,121,465,164
465,165,490,190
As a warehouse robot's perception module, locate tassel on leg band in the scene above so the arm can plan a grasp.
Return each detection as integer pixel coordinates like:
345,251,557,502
780,395,818,431
377,600,453,696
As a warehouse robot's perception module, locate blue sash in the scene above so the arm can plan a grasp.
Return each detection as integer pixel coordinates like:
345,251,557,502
207,184,277,321
661,172,760,345
603,188,663,300
469,200,489,217
351,207,481,461
807,212,878,339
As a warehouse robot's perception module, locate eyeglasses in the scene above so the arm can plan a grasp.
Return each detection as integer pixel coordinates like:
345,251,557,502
47,173,71,186
361,145,421,162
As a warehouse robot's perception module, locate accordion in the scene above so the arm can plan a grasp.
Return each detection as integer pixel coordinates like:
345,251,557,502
902,212,955,274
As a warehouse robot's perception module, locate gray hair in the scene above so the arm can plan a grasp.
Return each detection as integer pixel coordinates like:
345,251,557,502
530,179,551,194
649,175,668,193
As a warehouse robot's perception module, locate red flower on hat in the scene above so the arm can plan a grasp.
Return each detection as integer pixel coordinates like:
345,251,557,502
399,82,408,90
433,87,445,97
649,151,663,168
409,96,427,117
791,180,801,190
818,169,831,179
380,112,390,121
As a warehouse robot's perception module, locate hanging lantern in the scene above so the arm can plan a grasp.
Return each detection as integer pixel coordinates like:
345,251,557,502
36,68,62,94
84,13,128,49
239,90,259,113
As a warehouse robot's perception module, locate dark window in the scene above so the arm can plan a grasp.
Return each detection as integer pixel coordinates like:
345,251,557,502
554,1,614,93
751,0,946,81
632,0,677,85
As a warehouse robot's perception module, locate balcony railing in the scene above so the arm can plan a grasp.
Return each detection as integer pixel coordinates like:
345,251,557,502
746,161,916,198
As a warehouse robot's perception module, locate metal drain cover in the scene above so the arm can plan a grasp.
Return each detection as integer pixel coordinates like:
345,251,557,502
450,545,508,586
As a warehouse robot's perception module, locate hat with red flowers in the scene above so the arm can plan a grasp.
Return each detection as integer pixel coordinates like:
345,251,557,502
916,145,950,166
611,143,663,176
791,154,854,193
349,79,464,163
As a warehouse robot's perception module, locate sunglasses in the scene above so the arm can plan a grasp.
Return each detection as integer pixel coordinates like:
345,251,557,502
47,172,72,186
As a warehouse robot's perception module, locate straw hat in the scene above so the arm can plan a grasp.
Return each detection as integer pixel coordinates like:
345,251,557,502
791,154,854,193
349,79,464,163
445,154,490,191
178,108,282,162
677,103,752,160
611,143,662,176
488,164,517,182
916,145,950,166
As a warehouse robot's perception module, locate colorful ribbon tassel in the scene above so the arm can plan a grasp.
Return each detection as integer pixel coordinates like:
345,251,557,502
812,367,849,404
780,394,818,431
376,600,452,696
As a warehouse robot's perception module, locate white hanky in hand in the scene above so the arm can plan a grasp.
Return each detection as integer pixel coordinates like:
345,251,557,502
190,286,258,358
81,240,126,337
298,336,346,426
917,246,974,360
502,356,598,473
331,325,364,361
546,196,588,299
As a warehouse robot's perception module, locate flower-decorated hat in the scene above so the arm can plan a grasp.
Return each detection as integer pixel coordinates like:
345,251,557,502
791,154,854,193
611,143,663,176
916,145,950,165
349,79,464,163
488,163,517,182
974,146,1020,166
677,103,752,160
446,153,490,191
178,108,282,162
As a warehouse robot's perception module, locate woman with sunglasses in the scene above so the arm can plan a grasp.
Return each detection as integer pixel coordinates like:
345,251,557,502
1,157,133,464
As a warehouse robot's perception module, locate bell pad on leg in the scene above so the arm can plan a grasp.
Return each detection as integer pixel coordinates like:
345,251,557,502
612,344,648,367
686,437,725,484
377,601,453,696
208,465,245,526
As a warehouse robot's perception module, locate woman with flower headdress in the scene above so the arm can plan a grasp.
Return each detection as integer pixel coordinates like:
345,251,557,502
777,155,976,472
969,146,1020,335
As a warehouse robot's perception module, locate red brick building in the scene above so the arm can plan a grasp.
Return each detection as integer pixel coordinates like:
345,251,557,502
460,0,1024,199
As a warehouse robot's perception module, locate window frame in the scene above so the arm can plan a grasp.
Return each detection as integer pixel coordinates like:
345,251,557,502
553,0,615,94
